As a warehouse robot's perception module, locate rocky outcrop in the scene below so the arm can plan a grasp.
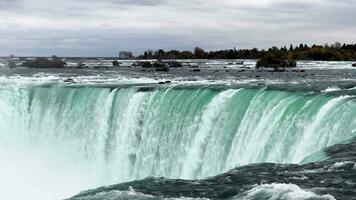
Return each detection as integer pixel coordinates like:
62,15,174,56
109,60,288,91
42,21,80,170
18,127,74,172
256,51,296,69
22,57,66,68
257,59,296,69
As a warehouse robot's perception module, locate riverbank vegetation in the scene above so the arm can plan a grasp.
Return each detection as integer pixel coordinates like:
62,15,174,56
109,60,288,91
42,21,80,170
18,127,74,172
137,43,356,61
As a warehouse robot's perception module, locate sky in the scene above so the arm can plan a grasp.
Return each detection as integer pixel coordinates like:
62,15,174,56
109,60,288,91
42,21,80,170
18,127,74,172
0,0,355,56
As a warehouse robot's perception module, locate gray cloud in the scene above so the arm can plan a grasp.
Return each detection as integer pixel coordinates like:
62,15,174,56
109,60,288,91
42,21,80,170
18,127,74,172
0,0,355,56
0,0,21,10
107,0,164,6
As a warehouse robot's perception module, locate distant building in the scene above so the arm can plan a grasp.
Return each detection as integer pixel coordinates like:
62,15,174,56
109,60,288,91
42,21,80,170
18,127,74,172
119,51,133,59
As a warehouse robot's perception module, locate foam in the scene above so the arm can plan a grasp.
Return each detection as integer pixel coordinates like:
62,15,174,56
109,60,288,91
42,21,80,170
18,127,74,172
233,183,335,200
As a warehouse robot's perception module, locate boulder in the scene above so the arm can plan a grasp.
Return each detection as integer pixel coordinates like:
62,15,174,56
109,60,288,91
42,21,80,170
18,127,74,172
112,60,121,67
154,62,169,72
135,61,152,68
352,63,356,67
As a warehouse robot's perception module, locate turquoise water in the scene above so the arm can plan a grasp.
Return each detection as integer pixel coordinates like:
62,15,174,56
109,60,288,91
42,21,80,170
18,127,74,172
0,82,355,199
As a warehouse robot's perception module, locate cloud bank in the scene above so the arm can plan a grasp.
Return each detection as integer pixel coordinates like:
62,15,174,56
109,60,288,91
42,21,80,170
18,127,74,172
0,0,355,56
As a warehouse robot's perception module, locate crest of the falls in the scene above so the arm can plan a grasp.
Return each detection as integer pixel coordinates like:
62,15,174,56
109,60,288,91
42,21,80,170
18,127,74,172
0,83,355,200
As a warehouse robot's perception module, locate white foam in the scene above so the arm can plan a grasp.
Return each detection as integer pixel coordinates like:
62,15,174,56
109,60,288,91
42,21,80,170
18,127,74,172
328,161,356,171
233,183,335,200
71,190,157,200
72,189,210,200
321,86,341,93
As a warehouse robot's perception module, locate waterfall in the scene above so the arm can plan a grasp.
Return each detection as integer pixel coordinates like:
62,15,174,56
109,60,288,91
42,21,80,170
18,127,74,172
0,84,355,199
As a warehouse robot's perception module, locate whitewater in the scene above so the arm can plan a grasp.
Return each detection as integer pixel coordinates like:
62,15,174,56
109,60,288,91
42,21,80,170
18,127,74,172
0,64,356,200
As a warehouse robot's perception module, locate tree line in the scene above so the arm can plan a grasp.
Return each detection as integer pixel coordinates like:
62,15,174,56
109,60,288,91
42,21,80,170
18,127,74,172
137,43,356,61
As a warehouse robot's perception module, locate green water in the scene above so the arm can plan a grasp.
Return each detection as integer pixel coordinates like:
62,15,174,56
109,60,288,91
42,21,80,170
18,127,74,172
0,84,355,199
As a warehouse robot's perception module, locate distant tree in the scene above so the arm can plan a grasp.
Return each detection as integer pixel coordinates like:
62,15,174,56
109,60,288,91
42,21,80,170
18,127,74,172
289,44,294,51
156,49,165,59
194,47,206,59
136,43,356,61
178,51,193,59
332,42,342,49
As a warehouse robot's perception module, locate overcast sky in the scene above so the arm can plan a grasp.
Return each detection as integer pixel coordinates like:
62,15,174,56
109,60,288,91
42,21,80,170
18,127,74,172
0,0,355,56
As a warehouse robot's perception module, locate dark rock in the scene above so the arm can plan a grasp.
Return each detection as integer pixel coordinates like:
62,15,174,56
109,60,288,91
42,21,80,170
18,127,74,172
166,61,182,68
135,61,152,68
191,69,201,72
158,81,172,84
352,63,356,67
113,60,121,67
154,62,169,72
64,78,75,83
22,57,66,68
274,68,286,72
257,59,296,69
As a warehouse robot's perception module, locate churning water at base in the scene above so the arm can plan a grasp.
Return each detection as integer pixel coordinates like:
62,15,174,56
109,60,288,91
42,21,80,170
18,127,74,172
0,83,356,199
